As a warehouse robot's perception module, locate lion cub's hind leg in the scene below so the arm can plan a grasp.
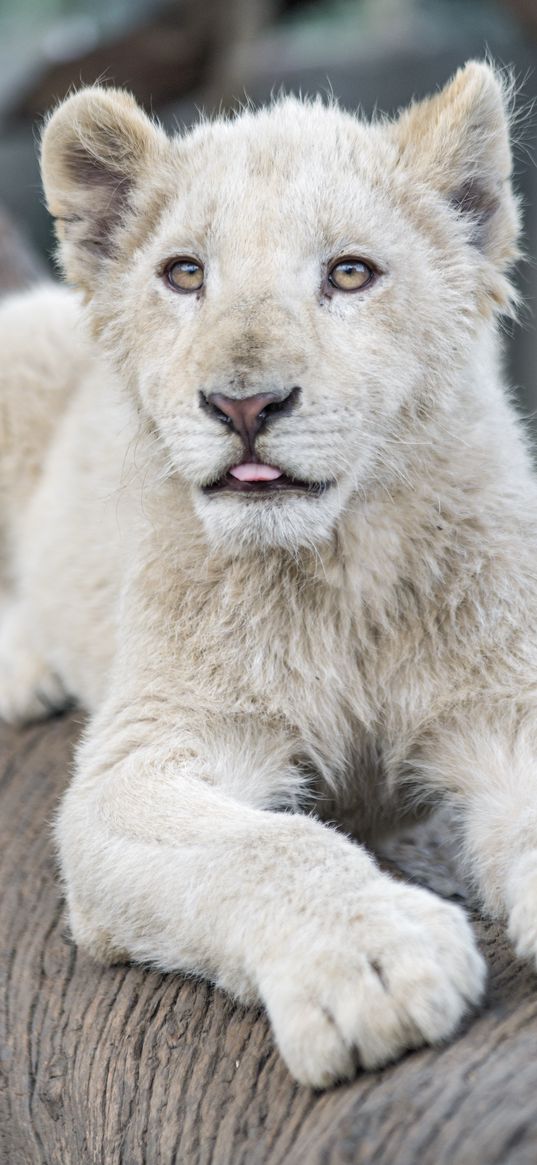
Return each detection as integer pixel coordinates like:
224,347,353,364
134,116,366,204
0,600,69,724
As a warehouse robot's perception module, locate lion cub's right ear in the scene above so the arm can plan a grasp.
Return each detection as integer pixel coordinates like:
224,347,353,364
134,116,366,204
41,87,167,292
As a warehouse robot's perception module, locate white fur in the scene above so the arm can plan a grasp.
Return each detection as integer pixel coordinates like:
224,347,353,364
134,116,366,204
1,62,535,1086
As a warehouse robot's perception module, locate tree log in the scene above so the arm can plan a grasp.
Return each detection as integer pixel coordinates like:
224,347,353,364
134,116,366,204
2,715,537,1164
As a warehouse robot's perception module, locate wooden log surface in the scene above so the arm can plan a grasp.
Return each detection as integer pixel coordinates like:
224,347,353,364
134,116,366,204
1,208,537,1164
2,715,537,1165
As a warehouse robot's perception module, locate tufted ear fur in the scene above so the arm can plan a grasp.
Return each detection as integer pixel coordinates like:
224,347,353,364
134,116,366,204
392,62,520,276
41,86,167,292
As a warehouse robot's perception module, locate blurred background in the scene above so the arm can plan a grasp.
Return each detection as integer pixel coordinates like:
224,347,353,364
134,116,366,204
0,0,536,415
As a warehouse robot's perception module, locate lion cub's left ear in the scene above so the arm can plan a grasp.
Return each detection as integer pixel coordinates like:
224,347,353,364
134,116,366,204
41,86,167,291
392,61,520,277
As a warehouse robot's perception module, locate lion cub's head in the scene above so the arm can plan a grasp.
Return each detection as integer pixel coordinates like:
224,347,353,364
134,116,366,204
41,63,519,553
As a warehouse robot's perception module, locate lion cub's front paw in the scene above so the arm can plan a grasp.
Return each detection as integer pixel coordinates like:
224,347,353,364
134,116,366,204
259,881,485,1089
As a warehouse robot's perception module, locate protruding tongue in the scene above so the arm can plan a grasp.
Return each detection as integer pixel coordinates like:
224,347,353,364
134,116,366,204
229,462,283,483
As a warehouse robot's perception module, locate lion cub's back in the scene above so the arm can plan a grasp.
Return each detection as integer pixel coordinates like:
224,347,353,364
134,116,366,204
0,283,89,533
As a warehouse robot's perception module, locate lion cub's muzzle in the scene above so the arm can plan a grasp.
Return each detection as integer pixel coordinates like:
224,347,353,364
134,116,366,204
199,385,330,496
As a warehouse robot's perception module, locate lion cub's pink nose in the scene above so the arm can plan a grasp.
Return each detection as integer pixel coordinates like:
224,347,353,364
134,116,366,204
207,391,282,445
203,385,301,451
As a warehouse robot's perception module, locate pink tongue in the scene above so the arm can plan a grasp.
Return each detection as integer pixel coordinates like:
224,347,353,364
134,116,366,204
229,462,283,482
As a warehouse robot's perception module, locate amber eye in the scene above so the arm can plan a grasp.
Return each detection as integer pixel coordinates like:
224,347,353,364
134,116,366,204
328,258,374,292
165,258,204,293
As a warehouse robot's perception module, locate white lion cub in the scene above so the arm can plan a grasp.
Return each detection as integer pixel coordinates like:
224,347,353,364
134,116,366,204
1,61,537,1088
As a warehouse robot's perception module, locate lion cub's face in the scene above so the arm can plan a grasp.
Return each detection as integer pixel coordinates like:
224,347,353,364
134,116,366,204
42,65,518,552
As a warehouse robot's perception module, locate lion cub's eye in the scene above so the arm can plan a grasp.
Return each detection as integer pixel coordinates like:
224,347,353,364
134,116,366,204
328,258,374,292
165,258,204,293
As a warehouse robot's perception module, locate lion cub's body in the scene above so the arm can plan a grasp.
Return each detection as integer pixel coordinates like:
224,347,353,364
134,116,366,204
3,64,537,1087
4,282,534,834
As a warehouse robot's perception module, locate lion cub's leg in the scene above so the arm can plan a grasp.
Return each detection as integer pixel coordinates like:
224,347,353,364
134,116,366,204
56,689,486,1089
415,710,537,967
0,599,68,723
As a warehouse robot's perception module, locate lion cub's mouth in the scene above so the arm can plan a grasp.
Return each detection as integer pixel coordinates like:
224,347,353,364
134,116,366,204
202,461,330,496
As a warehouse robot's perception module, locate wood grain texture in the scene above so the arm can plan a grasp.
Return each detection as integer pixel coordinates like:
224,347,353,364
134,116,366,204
2,713,537,1165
